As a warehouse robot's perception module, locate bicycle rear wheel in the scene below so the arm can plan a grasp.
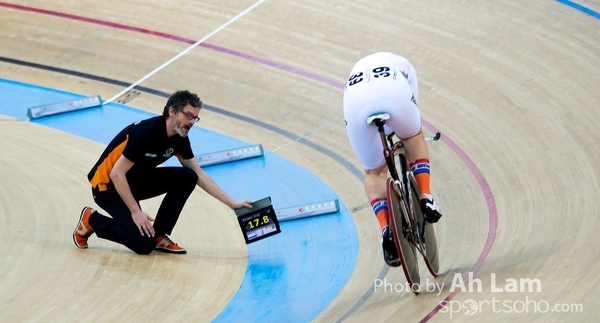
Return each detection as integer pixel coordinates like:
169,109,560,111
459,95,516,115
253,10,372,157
386,178,420,294
409,174,440,277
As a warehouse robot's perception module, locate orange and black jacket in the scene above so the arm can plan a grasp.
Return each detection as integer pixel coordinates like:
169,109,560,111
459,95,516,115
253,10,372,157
87,116,194,191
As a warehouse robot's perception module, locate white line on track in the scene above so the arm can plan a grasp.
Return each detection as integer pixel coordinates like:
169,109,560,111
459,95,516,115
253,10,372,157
103,0,267,104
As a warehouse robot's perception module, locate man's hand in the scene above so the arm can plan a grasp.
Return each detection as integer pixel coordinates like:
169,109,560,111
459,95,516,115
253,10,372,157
132,210,155,237
231,200,253,209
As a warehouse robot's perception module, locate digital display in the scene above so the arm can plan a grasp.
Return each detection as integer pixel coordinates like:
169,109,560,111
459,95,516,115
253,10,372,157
235,197,281,244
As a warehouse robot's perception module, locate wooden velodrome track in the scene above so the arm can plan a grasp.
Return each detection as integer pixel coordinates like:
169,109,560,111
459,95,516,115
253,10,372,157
1,0,599,322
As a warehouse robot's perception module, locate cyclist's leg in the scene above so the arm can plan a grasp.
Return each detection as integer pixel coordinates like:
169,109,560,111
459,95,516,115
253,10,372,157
344,90,391,230
385,82,443,223
402,131,442,220
365,164,389,230
344,86,399,264
343,114,391,229
402,130,431,199
365,164,400,266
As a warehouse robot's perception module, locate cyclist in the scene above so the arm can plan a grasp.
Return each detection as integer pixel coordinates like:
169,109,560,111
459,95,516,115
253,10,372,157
343,52,443,266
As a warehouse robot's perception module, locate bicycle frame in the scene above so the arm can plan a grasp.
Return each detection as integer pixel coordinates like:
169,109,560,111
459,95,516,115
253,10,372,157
370,115,441,293
374,120,417,235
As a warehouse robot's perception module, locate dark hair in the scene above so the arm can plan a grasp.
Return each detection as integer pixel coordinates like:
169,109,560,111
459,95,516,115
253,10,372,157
162,90,202,117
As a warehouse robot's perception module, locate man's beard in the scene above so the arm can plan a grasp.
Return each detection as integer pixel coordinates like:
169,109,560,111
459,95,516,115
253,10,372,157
174,123,189,137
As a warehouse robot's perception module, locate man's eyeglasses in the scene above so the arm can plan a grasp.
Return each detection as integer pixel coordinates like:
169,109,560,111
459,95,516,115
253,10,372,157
178,110,200,122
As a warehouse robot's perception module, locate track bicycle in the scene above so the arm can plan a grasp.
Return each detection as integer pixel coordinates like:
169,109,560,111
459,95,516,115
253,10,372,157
367,113,441,295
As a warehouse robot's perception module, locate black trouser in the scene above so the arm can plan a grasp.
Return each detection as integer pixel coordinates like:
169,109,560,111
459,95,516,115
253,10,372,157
89,167,198,255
